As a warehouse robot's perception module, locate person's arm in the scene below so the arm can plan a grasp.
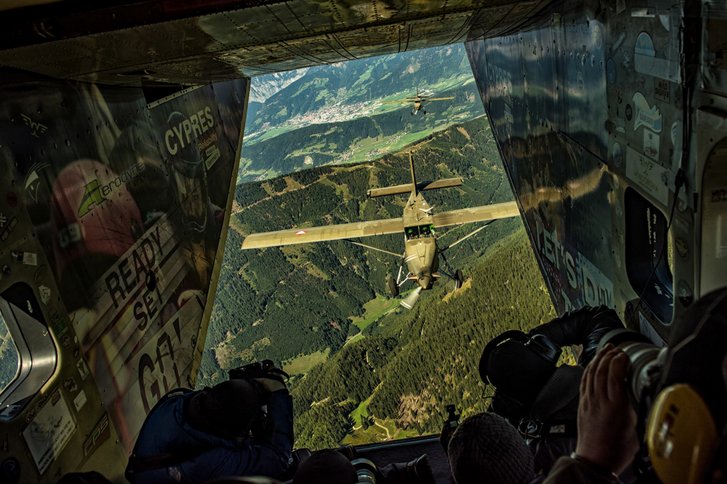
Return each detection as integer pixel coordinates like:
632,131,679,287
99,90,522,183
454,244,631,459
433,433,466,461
543,455,620,484
531,306,623,365
256,385,294,450
544,344,638,483
251,377,294,469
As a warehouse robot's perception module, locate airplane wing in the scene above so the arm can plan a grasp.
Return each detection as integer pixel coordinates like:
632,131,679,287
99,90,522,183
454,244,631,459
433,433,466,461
380,99,410,104
428,96,455,101
242,217,405,249
432,200,520,227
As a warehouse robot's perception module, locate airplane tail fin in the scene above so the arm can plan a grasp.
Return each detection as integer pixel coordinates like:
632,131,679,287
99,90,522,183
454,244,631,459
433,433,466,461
409,151,417,194
366,151,463,198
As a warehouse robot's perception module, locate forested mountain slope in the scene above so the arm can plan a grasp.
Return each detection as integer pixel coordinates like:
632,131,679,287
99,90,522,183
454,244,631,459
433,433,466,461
291,228,555,448
239,44,483,182
202,115,555,449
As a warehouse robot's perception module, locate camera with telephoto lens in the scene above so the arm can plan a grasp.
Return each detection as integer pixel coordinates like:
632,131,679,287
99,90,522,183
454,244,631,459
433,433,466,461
596,289,727,484
228,359,289,438
596,329,664,407
228,359,288,382
350,458,381,484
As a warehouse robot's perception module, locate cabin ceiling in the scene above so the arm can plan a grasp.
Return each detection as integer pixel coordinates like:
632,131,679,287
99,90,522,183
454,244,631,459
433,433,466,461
0,0,552,86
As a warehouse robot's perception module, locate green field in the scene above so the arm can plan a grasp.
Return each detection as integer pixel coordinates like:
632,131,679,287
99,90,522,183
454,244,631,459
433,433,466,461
349,295,400,332
283,348,331,376
343,416,420,446
350,393,374,427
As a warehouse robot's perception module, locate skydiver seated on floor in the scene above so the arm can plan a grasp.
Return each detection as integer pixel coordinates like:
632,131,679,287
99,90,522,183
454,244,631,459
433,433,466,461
125,366,293,484
477,306,623,475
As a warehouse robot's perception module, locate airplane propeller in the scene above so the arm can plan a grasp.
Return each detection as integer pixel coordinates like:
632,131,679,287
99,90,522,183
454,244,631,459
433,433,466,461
400,286,423,310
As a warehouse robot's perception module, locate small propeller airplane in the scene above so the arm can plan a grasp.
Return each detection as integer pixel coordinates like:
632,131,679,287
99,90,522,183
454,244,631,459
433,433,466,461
381,88,455,115
242,152,520,308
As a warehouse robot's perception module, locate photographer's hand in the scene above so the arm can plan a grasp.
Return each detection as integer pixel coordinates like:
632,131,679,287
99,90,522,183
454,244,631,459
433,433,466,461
254,377,287,393
575,344,639,476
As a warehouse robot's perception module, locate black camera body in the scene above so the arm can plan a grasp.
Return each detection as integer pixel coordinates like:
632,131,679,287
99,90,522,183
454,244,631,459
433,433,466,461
597,329,664,407
351,458,381,484
229,359,287,381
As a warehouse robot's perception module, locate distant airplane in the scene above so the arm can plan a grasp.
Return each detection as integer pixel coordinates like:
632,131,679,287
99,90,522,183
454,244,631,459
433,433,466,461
381,88,455,115
242,152,520,308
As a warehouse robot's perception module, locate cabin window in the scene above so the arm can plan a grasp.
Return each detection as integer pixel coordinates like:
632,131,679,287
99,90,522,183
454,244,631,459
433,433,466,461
0,283,58,420
0,313,20,396
625,188,674,324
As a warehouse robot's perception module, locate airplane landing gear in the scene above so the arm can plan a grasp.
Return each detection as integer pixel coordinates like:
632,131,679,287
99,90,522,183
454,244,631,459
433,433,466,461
454,269,464,289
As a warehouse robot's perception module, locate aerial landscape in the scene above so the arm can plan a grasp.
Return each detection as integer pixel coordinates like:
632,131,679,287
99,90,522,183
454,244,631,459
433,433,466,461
200,44,556,448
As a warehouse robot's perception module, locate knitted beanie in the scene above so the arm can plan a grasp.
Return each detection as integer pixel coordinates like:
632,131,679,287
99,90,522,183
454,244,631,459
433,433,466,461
448,412,535,484
293,450,357,484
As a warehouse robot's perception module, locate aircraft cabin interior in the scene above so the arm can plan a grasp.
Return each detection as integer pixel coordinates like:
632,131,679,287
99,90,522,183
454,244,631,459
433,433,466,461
0,0,725,483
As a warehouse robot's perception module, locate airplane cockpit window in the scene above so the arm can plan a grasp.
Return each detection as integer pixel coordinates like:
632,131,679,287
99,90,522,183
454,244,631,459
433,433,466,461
0,283,57,420
419,225,434,237
625,188,674,324
0,312,20,396
405,225,435,240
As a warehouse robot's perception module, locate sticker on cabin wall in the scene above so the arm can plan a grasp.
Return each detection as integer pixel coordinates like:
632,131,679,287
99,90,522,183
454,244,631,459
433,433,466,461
23,253,38,266
671,121,682,169
643,129,660,160
83,414,111,457
0,211,6,228
76,358,90,381
24,162,51,204
632,92,662,133
0,216,17,241
677,280,694,307
20,114,48,138
39,286,51,305
634,31,680,82
63,378,78,393
73,390,88,412
609,142,624,168
654,79,670,102
675,238,689,258
625,146,669,206
62,334,73,348
23,391,76,475
12,251,38,266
